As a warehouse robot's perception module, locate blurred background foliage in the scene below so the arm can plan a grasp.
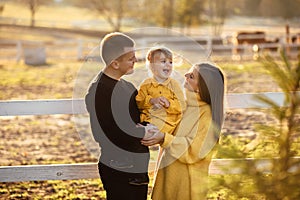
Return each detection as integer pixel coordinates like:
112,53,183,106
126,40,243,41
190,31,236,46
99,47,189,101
1,0,300,34
214,52,300,200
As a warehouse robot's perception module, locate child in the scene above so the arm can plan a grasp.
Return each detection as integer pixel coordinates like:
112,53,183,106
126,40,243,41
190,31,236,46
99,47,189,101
136,46,186,135
136,47,186,171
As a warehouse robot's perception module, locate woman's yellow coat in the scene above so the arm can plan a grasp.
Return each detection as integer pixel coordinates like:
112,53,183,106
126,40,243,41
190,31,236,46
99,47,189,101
151,90,216,200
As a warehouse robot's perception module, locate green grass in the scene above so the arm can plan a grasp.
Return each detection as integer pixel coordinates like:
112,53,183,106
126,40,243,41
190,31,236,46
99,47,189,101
1,59,280,100
0,61,81,100
220,61,265,73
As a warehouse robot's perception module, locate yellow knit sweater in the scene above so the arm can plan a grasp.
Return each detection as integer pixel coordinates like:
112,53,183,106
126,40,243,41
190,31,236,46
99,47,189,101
151,90,216,200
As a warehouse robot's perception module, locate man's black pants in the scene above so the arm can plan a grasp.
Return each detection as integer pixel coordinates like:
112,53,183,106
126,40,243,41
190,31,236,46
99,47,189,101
98,162,148,200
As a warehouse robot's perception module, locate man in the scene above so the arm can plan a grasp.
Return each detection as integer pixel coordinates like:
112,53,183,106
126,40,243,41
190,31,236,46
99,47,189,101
85,32,155,200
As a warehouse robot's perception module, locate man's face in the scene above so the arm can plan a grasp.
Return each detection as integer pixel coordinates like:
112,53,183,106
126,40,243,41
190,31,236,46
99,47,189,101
117,51,137,75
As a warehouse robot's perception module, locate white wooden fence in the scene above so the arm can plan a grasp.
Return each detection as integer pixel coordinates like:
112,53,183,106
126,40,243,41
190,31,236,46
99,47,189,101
0,92,299,182
1,36,299,63
0,39,98,61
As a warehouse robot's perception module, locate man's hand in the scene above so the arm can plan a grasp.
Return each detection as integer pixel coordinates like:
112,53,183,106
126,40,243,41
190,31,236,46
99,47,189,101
141,131,164,146
143,124,159,140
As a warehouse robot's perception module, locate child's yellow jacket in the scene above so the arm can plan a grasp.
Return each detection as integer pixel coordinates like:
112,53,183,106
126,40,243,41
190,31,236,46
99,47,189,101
136,77,186,135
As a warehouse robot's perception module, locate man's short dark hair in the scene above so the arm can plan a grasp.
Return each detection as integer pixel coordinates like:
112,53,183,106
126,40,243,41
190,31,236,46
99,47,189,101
100,32,135,65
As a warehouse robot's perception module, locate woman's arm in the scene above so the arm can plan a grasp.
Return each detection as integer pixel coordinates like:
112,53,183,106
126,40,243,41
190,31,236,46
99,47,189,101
165,80,186,114
165,120,210,164
163,109,215,164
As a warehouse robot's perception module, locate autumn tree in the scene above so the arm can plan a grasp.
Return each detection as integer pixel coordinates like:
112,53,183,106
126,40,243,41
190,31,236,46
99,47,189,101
141,0,175,28
16,0,50,27
243,0,262,16
176,0,204,34
161,0,175,28
68,0,129,32
208,0,227,36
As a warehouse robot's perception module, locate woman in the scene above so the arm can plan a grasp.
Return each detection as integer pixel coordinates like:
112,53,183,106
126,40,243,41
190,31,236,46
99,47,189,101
142,62,225,200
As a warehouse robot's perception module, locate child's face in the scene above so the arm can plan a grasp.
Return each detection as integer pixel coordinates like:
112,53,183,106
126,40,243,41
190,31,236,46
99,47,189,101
150,52,173,81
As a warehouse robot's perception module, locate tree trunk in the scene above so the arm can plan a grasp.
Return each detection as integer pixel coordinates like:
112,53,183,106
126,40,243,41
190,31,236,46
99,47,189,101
30,10,35,27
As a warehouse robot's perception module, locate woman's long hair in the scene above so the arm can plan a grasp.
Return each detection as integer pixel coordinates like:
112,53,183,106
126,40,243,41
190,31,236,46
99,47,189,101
195,63,225,140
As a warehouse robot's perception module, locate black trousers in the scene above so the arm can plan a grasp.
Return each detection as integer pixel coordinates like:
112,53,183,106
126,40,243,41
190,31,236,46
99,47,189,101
98,162,148,200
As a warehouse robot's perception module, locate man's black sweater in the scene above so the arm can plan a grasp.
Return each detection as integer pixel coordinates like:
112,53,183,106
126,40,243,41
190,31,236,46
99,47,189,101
85,72,149,173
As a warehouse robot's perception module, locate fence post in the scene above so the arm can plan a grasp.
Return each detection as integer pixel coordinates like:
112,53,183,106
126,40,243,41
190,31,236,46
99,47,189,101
23,41,46,66
207,36,212,56
77,39,83,60
16,41,22,63
286,24,291,55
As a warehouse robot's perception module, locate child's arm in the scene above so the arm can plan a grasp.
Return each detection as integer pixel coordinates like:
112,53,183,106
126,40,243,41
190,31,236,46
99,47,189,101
136,82,153,110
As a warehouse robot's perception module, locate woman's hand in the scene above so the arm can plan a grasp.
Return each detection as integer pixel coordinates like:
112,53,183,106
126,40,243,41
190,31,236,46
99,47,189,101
141,131,164,146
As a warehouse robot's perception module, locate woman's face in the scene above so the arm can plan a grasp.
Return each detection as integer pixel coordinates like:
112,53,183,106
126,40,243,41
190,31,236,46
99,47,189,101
184,67,199,92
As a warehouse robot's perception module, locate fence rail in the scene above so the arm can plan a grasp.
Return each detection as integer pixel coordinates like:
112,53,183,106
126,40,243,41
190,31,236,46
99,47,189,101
0,39,98,61
4,157,300,183
1,36,299,63
0,92,286,117
0,92,300,182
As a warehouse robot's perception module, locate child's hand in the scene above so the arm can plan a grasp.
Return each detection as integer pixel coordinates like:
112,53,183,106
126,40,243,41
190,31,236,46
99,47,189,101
150,97,163,110
159,97,170,108
150,97,170,109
